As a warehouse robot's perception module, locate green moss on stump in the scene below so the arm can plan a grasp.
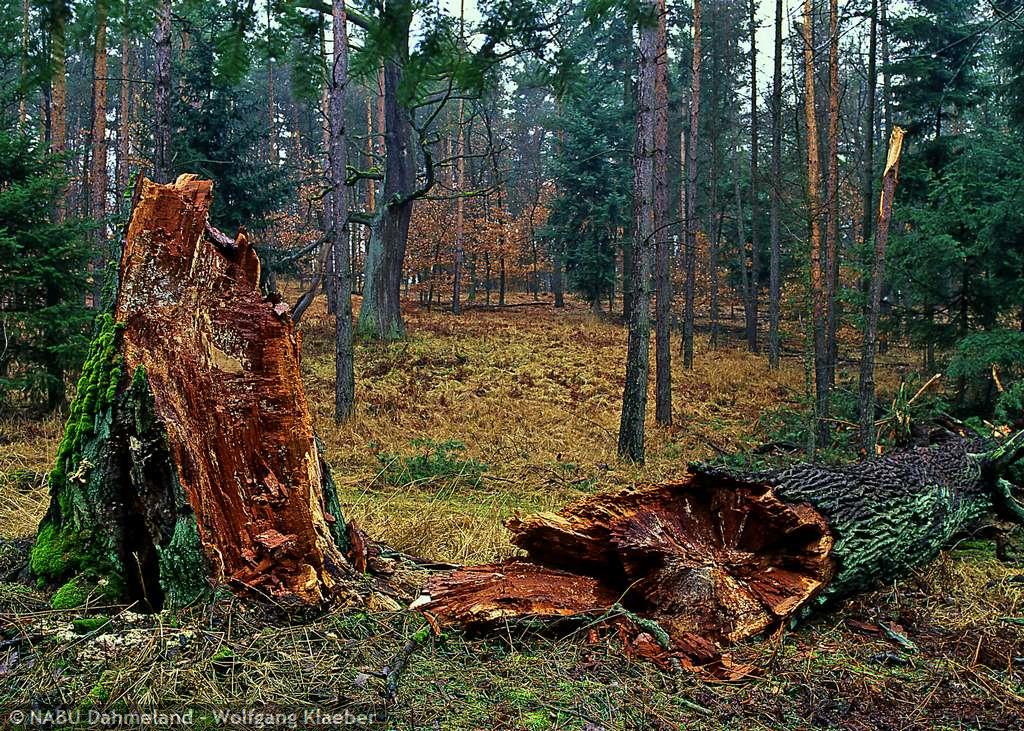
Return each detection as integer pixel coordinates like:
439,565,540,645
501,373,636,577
31,315,128,592
49,314,124,494
50,577,90,609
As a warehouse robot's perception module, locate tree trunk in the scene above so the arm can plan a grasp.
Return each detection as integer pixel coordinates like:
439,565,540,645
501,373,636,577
90,0,110,309
768,0,783,370
802,0,829,452
552,247,565,308
861,0,878,258
881,0,892,141
858,128,905,453
618,0,658,463
116,0,133,204
452,102,465,315
330,0,354,422
19,0,28,128
154,0,172,183
357,34,413,341
29,177,360,609
653,0,671,427
746,0,760,354
825,0,841,398
418,435,1024,669
49,0,68,221
683,0,701,370
621,19,635,321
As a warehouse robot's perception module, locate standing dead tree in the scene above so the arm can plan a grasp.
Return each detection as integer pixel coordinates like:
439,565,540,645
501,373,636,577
29,177,364,609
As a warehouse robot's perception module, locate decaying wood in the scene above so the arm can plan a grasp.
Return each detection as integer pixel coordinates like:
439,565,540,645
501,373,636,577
416,436,1024,668
32,176,358,609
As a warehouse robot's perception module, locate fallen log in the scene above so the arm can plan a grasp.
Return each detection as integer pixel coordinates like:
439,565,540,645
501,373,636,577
30,176,359,609
417,435,1024,665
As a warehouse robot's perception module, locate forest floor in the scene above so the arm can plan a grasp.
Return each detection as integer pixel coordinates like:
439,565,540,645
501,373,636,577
1,293,1022,730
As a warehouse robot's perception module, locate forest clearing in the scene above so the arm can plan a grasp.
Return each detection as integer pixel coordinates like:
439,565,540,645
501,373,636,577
2,293,1022,729
3,0,1024,727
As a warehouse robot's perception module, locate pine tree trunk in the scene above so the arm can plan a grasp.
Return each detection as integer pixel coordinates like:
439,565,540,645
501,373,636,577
19,0,28,128
49,0,68,221
768,0,783,370
861,0,879,257
116,0,133,203
653,0,672,427
618,0,658,462
154,0,172,183
858,128,905,453
683,0,701,370
452,103,465,315
419,435,1024,668
90,0,110,309
30,177,360,609
825,0,841,399
330,0,354,422
552,247,565,308
802,0,829,452
746,0,760,354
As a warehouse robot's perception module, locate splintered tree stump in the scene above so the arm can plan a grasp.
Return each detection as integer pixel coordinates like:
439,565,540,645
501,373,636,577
30,176,357,609
418,437,1024,666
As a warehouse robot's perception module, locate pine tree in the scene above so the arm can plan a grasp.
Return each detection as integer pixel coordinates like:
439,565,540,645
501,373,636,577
0,131,91,410
171,28,291,233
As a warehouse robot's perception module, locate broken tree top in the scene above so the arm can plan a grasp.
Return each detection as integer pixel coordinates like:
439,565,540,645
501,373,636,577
32,176,355,608
418,436,1024,668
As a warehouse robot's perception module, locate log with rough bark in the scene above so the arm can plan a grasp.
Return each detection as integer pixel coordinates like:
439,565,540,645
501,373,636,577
30,176,360,609
416,436,1024,667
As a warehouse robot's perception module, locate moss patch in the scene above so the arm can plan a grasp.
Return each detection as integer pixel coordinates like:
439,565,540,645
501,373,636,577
50,577,90,609
72,615,111,634
49,314,124,495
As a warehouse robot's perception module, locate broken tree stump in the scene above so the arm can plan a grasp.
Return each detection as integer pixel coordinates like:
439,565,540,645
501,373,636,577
417,436,1024,666
30,176,358,609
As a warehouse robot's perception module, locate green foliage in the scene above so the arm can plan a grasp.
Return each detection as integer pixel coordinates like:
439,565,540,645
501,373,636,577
377,439,488,487
0,130,92,410
889,0,982,137
171,20,291,233
948,330,1024,382
541,14,632,309
995,382,1024,429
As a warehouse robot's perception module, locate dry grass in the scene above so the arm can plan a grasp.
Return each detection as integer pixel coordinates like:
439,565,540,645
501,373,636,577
299,293,813,564
1,292,1021,729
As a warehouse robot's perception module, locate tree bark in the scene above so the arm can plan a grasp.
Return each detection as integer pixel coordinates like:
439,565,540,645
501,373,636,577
330,0,354,422
683,0,701,370
419,434,1024,669
90,0,110,308
19,0,29,128
858,128,905,453
861,0,879,259
802,0,829,452
116,0,133,204
49,0,68,221
654,0,671,427
357,4,414,341
154,0,172,183
825,0,841,400
618,0,658,463
768,0,783,370
452,102,465,315
30,177,360,609
746,0,760,354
